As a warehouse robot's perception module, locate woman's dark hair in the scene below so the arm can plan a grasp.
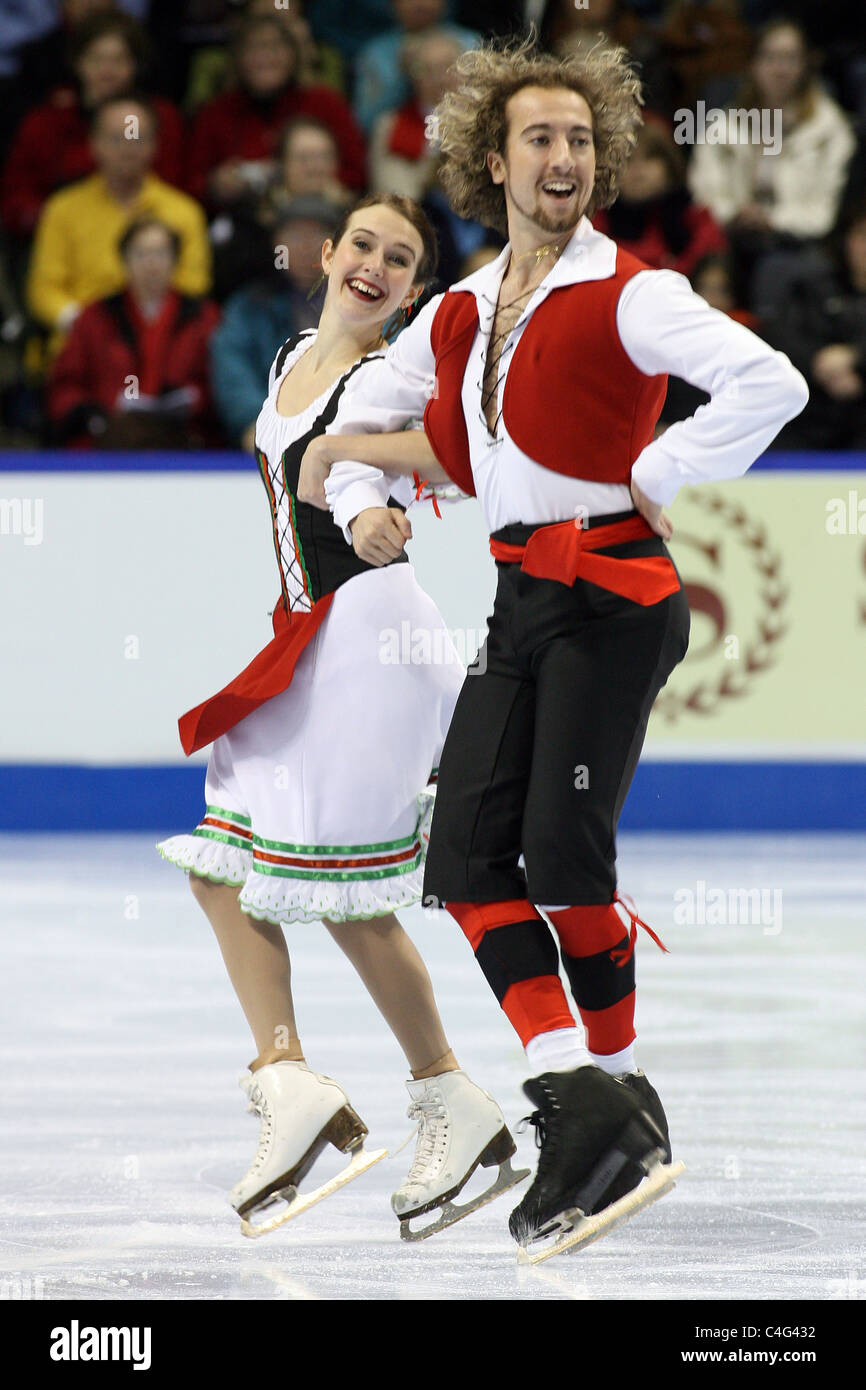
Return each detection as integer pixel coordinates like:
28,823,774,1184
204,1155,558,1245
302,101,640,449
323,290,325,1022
68,11,153,80
330,193,439,285
736,17,815,118
119,218,181,262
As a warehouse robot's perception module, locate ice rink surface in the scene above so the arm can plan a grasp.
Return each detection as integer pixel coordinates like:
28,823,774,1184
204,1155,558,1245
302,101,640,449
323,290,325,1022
1,832,864,1303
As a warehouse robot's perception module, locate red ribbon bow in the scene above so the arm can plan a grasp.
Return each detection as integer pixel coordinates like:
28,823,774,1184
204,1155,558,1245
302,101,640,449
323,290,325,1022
609,891,670,967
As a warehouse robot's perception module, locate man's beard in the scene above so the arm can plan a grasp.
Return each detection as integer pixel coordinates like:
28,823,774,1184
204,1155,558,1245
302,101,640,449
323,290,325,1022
506,176,586,235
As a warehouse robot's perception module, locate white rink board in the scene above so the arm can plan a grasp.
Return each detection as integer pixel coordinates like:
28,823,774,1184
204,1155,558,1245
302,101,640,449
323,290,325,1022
0,472,494,763
3,467,864,767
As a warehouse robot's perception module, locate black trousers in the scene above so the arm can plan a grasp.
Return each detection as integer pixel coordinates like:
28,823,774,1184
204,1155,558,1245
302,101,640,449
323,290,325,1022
423,514,691,907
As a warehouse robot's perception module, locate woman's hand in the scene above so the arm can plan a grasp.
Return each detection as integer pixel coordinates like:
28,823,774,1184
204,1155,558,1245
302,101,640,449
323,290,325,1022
630,478,673,541
297,435,335,509
349,507,412,565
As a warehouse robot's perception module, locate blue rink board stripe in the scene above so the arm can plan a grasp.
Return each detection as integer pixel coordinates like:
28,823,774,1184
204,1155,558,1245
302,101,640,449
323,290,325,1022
0,450,864,474
0,450,251,473
1,763,864,831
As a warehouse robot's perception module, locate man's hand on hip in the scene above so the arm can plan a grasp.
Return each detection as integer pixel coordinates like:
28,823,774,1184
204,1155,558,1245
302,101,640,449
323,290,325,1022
630,479,673,541
350,507,412,565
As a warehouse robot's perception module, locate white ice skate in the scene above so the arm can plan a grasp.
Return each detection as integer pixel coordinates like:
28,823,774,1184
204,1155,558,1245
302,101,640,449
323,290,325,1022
232,1060,387,1238
392,1070,530,1241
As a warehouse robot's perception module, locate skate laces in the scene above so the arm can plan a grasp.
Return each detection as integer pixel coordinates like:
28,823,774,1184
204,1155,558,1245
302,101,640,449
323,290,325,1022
517,1111,547,1150
517,1080,561,1169
240,1074,259,1115
609,891,669,967
402,1096,449,1183
245,1083,274,1174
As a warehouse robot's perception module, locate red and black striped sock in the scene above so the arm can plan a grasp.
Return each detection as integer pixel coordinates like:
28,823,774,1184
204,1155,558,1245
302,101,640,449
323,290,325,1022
446,899,576,1047
545,901,637,1057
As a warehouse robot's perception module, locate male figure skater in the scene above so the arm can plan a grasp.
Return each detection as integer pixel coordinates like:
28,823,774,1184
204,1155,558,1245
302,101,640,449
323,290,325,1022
300,39,808,1252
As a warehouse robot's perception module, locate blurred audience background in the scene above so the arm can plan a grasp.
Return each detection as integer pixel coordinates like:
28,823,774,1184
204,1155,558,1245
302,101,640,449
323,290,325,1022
0,0,862,451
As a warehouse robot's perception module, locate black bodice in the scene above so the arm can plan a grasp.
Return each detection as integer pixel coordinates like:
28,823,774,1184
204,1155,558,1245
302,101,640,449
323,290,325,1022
257,337,408,616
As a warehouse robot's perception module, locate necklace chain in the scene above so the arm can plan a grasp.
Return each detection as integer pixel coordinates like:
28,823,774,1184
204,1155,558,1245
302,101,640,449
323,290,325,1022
509,236,569,269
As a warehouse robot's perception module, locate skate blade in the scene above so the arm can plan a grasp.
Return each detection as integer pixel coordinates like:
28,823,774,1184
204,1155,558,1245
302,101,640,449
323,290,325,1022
399,1158,531,1242
517,1159,685,1265
240,1146,388,1239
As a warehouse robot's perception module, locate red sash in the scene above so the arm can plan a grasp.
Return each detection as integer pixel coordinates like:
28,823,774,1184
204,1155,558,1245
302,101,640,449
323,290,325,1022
489,515,680,606
178,595,334,755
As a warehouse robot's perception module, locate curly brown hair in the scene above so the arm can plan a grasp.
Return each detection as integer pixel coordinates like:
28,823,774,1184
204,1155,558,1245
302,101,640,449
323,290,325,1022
434,34,644,235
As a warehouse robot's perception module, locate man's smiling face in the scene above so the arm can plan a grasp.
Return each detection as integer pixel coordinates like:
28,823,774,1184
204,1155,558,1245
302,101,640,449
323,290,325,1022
488,85,597,238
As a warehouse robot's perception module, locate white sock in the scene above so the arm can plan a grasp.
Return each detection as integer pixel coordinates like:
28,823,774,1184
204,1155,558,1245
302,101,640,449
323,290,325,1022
525,1026,592,1075
590,1043,637,1076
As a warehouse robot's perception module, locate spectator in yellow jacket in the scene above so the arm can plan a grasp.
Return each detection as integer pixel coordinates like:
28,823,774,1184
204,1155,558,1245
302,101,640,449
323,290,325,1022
26,95,210,352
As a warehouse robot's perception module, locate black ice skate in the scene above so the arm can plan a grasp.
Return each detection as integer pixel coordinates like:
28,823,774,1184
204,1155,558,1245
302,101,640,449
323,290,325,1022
593,1069,674,1213
510,1066,684,1264
620,1070,672,1162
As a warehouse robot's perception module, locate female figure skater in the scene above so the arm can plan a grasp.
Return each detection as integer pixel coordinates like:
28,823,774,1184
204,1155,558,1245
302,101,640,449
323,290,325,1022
158,194,524,1239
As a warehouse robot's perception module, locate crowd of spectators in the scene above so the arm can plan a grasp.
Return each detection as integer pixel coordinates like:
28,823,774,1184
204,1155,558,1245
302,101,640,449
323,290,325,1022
0,0,864,451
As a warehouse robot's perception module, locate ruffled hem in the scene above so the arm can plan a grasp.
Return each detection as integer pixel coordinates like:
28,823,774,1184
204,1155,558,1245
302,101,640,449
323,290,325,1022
237,792,435,925
239,860,426,924
156,833,252,886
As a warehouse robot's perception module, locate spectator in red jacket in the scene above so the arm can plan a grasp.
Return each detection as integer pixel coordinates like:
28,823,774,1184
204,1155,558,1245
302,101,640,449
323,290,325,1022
0,11,184,240
46,217,220,449
186,13,366,211
592,120,727,280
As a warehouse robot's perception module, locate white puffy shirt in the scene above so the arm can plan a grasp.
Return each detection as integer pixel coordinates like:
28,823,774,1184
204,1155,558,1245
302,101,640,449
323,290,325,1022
324,217,809,542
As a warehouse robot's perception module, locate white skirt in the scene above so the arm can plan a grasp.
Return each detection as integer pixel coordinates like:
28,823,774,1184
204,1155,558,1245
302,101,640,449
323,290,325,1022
158,565,465,924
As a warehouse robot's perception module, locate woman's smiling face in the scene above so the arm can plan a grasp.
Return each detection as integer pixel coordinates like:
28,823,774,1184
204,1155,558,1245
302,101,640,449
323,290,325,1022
323,205,424,326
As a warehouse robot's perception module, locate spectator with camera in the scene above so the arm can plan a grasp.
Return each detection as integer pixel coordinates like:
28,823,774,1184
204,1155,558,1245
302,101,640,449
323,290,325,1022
186,13,365,212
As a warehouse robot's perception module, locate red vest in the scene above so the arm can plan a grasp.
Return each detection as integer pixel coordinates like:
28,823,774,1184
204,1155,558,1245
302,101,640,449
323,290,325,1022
423,248,667,497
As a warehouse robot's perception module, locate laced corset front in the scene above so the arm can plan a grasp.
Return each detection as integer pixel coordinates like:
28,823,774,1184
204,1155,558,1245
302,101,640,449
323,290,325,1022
254,334,408,617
